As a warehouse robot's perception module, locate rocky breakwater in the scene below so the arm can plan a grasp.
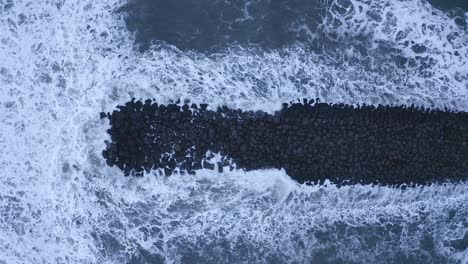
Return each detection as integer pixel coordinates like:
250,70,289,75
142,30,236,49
101,99,468,186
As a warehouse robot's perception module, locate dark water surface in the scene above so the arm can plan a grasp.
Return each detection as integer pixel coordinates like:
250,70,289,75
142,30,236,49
123,0,468,52
122,0,327,51
428,0,468,28
428,0,468,11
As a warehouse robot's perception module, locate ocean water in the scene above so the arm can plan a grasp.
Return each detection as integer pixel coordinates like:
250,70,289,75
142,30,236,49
0,0,467,263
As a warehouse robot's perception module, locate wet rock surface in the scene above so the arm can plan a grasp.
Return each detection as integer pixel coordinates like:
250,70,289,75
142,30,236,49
101,99,468,186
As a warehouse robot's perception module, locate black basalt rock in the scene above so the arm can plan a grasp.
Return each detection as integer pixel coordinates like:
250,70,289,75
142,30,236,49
102,98,468,186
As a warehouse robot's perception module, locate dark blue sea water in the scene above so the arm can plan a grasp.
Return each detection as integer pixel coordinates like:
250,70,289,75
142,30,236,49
0,0,467,263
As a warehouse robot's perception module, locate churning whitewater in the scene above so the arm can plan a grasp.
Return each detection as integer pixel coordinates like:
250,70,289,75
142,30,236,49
0,0,467,263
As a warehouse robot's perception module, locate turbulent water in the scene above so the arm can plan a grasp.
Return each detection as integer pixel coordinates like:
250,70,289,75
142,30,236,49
0,0,467,263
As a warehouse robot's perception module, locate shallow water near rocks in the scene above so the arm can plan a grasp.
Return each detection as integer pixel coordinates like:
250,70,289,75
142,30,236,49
0,0,467,263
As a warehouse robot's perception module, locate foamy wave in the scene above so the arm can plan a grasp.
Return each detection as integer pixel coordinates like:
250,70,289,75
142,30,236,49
107,1,468,113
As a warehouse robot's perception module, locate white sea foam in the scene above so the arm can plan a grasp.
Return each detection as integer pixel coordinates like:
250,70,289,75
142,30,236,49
0,0,467,263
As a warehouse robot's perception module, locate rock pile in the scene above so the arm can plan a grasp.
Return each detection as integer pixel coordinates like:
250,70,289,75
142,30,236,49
101,99,468,186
